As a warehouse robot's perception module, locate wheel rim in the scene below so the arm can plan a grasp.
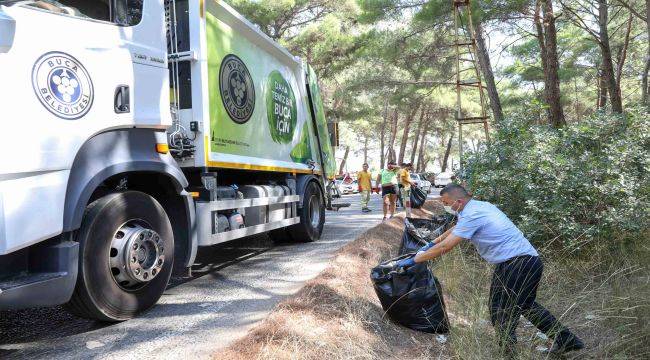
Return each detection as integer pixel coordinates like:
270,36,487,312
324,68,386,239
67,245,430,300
309,194,321,229
109,220,165,290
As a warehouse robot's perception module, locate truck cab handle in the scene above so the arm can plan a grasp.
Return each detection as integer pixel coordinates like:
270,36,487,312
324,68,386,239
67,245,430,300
0,11,16,53
114,85,130,113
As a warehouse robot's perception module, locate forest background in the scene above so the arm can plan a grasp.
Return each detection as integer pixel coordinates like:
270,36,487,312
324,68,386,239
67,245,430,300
222,1,649,357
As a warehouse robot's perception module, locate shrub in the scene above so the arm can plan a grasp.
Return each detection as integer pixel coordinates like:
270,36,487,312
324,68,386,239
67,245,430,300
459,108,649,248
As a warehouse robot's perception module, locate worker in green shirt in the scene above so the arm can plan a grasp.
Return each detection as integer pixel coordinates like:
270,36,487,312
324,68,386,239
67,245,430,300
376,161,399,221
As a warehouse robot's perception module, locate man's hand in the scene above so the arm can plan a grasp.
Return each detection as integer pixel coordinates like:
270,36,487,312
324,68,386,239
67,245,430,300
395,257,416,268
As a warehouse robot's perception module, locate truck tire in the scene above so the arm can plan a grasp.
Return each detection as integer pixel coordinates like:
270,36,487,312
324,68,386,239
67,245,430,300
65,191,174,322
288,181,325,242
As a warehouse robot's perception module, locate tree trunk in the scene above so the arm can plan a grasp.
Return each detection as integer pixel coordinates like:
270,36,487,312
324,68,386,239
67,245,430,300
379,103,388,169
398,103,422,165
643,0,650,105
641,57,650,106
535,1,550,119
441,135,453,172
541,0,566,127
421,155,430,173
387,109,399,164
598,0,623,113
417,140,429,172
598,65,608,108
616,13,634,88
410,109,426,164
338,145,349,175
475,21,504,123
416,117,431,172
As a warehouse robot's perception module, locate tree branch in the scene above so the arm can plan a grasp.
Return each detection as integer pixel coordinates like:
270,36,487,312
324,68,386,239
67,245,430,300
616,0,647,21
558,0,602,42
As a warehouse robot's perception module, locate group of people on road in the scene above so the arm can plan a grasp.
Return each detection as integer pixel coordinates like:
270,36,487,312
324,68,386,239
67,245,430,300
355,162,418,220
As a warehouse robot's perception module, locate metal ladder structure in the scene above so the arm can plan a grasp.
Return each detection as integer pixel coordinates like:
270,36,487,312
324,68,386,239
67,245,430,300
453,0,490,171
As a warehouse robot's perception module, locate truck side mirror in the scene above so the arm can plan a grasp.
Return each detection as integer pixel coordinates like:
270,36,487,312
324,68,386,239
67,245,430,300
0,11,15,53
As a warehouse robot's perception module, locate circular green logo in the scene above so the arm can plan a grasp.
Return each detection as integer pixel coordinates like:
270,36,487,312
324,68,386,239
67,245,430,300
266,71,297,143
220,54,255,124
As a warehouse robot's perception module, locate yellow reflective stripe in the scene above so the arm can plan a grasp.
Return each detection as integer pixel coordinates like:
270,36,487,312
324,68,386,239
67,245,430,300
206,161,318,174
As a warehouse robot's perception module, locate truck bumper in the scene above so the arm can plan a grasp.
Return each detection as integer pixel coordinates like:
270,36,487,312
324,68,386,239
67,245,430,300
0,241,78,311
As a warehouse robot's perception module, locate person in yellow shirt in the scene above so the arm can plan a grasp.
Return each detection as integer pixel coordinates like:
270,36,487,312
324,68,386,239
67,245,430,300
357,163,373,212
399,162,417,217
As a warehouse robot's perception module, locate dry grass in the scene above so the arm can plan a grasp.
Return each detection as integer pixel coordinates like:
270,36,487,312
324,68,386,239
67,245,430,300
217,202,649,360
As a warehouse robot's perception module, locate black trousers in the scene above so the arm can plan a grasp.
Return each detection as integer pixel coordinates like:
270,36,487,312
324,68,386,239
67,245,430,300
489,255,570,345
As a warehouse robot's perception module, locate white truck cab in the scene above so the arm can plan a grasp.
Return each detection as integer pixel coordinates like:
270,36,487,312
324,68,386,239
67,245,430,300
0,0,336,322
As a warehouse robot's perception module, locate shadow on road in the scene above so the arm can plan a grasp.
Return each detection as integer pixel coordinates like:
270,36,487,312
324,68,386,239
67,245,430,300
0,235,272,345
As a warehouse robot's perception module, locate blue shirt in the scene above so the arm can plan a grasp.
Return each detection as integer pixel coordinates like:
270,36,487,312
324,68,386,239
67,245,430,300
452,199,538,264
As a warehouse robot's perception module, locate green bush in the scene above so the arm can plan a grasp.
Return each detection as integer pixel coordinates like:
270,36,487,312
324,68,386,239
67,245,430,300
459,108,649,248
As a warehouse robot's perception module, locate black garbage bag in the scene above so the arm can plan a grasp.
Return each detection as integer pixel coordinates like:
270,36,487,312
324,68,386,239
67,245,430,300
399,217,455,255
371,254,449,334
399,219,430,255
410,187,428,209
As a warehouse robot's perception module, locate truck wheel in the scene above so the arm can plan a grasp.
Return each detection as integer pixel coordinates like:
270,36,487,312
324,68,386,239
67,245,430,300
65,191,174,322
288,181,325,242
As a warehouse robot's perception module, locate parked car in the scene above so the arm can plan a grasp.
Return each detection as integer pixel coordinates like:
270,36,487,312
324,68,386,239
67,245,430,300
435,171,453,187
335,180,355,195
410,173,431,194
416,173,432,193
351,180,360,194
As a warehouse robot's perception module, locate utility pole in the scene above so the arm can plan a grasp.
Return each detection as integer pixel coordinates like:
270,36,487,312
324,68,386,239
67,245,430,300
453,0,490,172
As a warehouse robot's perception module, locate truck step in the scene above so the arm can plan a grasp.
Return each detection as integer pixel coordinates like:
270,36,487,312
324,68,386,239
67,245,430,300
0,272,67,292
0,271,77,311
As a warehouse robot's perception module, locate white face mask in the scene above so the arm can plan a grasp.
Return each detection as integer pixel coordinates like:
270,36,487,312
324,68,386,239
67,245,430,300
444,200,461,216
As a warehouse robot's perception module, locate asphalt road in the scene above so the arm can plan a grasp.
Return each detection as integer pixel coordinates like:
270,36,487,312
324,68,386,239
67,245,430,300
0,191,401,360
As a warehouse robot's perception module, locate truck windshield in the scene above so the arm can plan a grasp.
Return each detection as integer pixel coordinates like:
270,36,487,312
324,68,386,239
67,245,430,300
1,0,143,26
3,1,95,19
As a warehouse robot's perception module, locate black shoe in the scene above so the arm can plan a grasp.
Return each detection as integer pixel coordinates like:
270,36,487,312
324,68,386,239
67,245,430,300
548,334,584,354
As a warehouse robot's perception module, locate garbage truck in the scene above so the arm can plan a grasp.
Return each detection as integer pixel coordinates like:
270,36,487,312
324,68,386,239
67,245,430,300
0,0,338,321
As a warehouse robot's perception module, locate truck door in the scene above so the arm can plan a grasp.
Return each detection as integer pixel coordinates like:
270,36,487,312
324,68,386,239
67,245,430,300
0,0,168,254
0,1,136,173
